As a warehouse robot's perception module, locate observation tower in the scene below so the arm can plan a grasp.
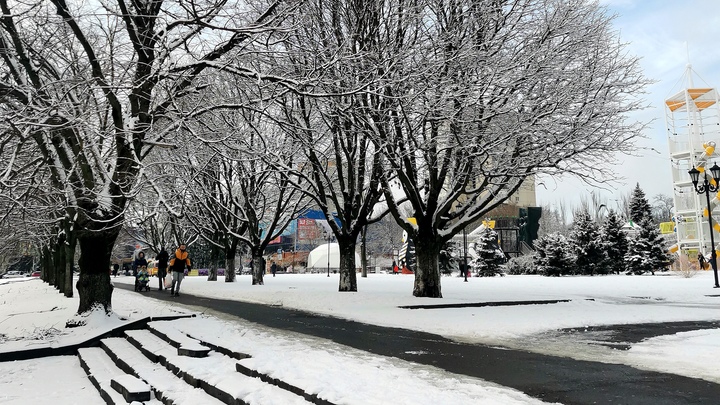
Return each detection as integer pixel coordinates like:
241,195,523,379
667,65,720,259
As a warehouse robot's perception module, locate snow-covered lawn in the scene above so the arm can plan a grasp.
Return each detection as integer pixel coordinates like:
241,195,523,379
1,270,719,404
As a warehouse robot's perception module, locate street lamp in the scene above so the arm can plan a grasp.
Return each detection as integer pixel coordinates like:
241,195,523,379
323,230,331,277
688,163,720,288
463,226,468,282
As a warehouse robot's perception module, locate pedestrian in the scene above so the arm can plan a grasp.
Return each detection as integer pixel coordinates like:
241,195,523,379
156,247,169,291
698,253,707,270
459,259,467,278
169,243,191,297
132,252,148,277
112,263,119,278
270,261,278,277
392,260,399,275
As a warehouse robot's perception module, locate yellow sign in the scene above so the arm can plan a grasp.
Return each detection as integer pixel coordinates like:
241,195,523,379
189,269,198,277
482,220,496,229
659,222,675,234
401,218,417,243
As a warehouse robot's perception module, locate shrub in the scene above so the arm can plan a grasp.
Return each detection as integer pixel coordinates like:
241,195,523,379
534,233,575,276
506,255,536,275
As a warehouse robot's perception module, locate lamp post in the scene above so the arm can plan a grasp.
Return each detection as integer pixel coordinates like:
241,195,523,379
463,227,468,282
323,230,331,277
688,163,720,288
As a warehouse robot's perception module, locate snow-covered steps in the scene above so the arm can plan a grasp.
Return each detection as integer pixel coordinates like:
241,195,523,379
100,337,225,405
110,374,151,403
123,329,313,405
146,322,210,358
234,363,334,405
77,347,160,405
149,321,335,405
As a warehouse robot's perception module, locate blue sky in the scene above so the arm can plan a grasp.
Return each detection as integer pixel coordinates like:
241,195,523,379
537,0,720,211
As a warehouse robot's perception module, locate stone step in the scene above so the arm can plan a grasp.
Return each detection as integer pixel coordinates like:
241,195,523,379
100,337,225,405
149,321,250,361
125,329,312,405
152,321,336,405
110,374,151,403
146,322,211,358
77,347,160,404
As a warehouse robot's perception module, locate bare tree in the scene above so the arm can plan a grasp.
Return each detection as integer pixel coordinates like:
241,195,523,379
247,0,394,291
350,0,650,297
538,203,571,237
652,193,674,224
0,0,294,313
579,191,610,223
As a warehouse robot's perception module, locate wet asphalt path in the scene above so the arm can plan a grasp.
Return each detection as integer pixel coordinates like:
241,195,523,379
118,284,720,404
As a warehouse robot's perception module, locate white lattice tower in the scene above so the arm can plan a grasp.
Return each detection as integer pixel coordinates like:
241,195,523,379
667,65,720,258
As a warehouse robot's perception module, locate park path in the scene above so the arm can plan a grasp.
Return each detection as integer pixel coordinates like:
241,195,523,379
116,284,720,405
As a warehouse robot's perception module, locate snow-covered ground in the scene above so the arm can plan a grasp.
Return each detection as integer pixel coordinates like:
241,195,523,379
1,271,719,404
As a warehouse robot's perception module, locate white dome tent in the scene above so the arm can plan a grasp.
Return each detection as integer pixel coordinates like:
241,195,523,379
306,243,361,272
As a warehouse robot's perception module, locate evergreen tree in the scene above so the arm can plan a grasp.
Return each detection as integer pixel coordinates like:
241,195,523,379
473,228,505,277
439,241,459,276
569,210,609,275
533,233,575,276
600,210,629,275
625,217,671,275
629,183,653,225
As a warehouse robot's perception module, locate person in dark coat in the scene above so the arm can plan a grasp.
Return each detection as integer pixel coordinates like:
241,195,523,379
270,261,278,277
132,251,148,277
112,263,119,277
156,247,169,291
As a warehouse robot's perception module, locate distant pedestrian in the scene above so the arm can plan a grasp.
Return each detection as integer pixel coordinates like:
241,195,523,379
459,259,467,278
112,263,119,278
156,247,169,291
698,253,707,270
132,252,148,277
270,261,278,277
392,260,399,275
169,243,191,297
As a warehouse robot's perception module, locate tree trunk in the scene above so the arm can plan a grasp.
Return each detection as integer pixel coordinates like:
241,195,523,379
207,244,219,281
52,241,62,291
360,226,368,278
225,246,236,282
338,240,357,292
64,237,76,298
413,238,443,298
251,251,265,285
208,261,218,281
75,232,116,314
41,245,52,283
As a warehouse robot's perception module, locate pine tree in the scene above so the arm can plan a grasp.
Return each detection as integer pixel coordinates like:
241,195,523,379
439,241,459,275
625,217,671,275
533,233,575,276
600,210,629,275
569,210,609,275
473,228,505,277
629,183,653,225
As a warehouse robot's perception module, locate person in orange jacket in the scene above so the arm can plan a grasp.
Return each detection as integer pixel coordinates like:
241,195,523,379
169,243,191,297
